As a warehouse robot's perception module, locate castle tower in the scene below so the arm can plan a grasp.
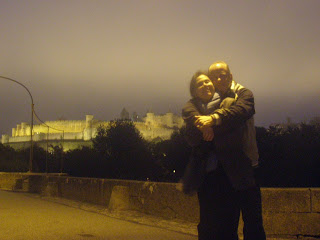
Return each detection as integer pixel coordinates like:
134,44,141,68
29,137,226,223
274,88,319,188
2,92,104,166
84,115,94,140
21,122,28,136
12,128,16,137
120,108,130,120
2,135,9,144
146,112,155,126
86,115,94,128
164,112,174,128
16,124,21,137
132,111,140,122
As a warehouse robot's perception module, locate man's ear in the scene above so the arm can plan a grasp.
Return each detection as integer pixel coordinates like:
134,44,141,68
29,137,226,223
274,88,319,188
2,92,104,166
229,73,233,80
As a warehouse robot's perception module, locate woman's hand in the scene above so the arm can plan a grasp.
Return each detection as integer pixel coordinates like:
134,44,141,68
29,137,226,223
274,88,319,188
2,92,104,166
199,126,214,141
194,115,214,128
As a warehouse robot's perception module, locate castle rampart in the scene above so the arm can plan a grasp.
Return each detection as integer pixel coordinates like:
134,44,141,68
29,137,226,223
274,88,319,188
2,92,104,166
2,113,184,150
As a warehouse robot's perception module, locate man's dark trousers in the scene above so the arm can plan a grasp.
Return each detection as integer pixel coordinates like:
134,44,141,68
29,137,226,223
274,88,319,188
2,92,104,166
197,167,266,240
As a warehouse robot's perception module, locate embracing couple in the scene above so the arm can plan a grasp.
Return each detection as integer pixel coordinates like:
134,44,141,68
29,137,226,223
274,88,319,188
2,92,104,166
182,61,266,240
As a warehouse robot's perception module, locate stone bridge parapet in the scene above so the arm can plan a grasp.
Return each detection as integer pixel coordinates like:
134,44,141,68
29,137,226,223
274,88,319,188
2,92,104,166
0,172,319,239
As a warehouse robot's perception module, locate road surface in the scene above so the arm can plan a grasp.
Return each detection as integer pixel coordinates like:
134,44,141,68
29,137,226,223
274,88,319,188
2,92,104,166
0,190,197,240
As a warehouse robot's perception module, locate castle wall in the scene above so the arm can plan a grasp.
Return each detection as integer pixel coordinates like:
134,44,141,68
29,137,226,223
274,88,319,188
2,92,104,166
8,136,31,143
5,140,92,152
33,120,87,134
136,125,175,140
173,115,184,128
2,113,184,149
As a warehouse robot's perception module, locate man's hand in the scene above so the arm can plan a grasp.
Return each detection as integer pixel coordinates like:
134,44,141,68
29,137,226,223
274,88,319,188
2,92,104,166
199,125,214,141
194,115,214,128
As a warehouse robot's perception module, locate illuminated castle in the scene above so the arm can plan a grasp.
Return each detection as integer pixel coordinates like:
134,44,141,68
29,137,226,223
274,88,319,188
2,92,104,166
1,111,184,151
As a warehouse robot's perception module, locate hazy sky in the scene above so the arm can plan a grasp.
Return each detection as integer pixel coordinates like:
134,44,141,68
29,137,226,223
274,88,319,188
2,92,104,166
1,0,320,135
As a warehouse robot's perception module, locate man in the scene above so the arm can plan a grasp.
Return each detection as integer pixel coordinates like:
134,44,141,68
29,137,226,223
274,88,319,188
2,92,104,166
184,61,266,240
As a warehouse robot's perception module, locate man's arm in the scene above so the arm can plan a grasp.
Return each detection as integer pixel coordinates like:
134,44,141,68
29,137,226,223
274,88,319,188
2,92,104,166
193,87,255,135
182,100,214,143
210,87,255,128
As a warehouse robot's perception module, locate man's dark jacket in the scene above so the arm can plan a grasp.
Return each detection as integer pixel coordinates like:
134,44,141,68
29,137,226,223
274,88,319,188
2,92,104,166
182,81,259,190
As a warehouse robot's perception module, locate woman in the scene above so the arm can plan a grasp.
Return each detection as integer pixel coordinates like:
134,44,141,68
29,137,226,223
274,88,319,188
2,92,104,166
181,70,236,194
182,70,237,240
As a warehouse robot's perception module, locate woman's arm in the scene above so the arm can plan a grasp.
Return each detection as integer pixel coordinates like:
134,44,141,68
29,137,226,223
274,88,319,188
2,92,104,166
182,100,214,143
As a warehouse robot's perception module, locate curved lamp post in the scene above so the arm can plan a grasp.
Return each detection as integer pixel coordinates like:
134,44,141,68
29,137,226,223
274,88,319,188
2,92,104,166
0,76,34,172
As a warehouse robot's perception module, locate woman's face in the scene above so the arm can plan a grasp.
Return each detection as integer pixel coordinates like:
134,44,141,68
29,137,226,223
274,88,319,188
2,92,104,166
195,74,215,102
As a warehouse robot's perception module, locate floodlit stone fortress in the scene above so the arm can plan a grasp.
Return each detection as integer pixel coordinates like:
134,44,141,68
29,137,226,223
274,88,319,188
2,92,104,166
1,112,184,151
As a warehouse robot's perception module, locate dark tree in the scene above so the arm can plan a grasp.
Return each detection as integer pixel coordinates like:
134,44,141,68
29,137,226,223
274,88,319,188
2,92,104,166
64,146,101,177
256,123,320,187
0,143,28,172
150,126,192,182
92,120,157,180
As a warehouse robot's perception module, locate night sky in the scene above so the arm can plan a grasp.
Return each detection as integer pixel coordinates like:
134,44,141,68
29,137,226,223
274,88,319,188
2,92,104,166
1,0,319,135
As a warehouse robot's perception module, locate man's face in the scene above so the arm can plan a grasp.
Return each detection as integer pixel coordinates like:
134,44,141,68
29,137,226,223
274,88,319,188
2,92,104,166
209,63,232,95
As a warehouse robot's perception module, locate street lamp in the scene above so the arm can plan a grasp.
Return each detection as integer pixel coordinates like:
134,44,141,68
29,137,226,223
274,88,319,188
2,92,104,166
0,76,34,172
33,110,65,174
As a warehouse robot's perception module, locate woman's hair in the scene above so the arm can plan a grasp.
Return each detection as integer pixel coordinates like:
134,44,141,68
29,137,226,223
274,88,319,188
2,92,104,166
189,70,208,98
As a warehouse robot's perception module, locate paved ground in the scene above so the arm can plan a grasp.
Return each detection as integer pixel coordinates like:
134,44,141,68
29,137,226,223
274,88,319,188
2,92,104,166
0,190,197,240
1,190,312,240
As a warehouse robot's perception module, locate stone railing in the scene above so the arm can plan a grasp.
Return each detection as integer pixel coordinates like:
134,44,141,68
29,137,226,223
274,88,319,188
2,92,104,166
0,172,319,239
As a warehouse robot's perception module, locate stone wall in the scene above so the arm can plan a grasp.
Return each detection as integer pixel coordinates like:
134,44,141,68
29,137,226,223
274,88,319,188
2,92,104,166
0,172,319,238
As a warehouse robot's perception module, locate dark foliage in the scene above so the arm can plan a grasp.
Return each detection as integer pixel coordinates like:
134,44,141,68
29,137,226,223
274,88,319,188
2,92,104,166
0,143,28,172
1,119,319,187
149,126,192,182
64,146,101,177
91,120,159,180
256,123,320,187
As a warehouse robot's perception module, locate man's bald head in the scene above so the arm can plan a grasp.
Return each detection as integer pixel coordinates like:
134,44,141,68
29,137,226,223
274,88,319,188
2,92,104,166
208,61,233,95
208,61,230,75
